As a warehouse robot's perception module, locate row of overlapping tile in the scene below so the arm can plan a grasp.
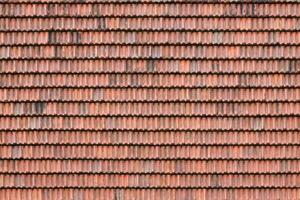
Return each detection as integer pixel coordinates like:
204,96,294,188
2,32,300,45
2,0,300,3
1,18,300,31
0,60,299,73
1,131,299,144
0,174,299,188
0,74,299,88
0,189,299,200
0,145,299,159
2,46,300,59
1,117,299,130
1,159,300,173
1,102,298,116
1,131,299,145
1,88,298,102
1,0,300,199
1,3,300,17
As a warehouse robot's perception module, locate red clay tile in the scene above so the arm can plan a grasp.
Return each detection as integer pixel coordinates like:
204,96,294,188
0,1,299,199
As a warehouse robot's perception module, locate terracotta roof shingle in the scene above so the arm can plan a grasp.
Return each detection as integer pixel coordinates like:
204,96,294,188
0,0,299,199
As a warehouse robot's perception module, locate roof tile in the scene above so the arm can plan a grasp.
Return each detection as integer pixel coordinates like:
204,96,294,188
0,1,299,199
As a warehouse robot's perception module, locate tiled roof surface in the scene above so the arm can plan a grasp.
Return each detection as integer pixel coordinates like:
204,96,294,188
0,1,300,199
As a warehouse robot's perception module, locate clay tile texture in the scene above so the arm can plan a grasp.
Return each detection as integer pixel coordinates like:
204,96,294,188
0,0,300,199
